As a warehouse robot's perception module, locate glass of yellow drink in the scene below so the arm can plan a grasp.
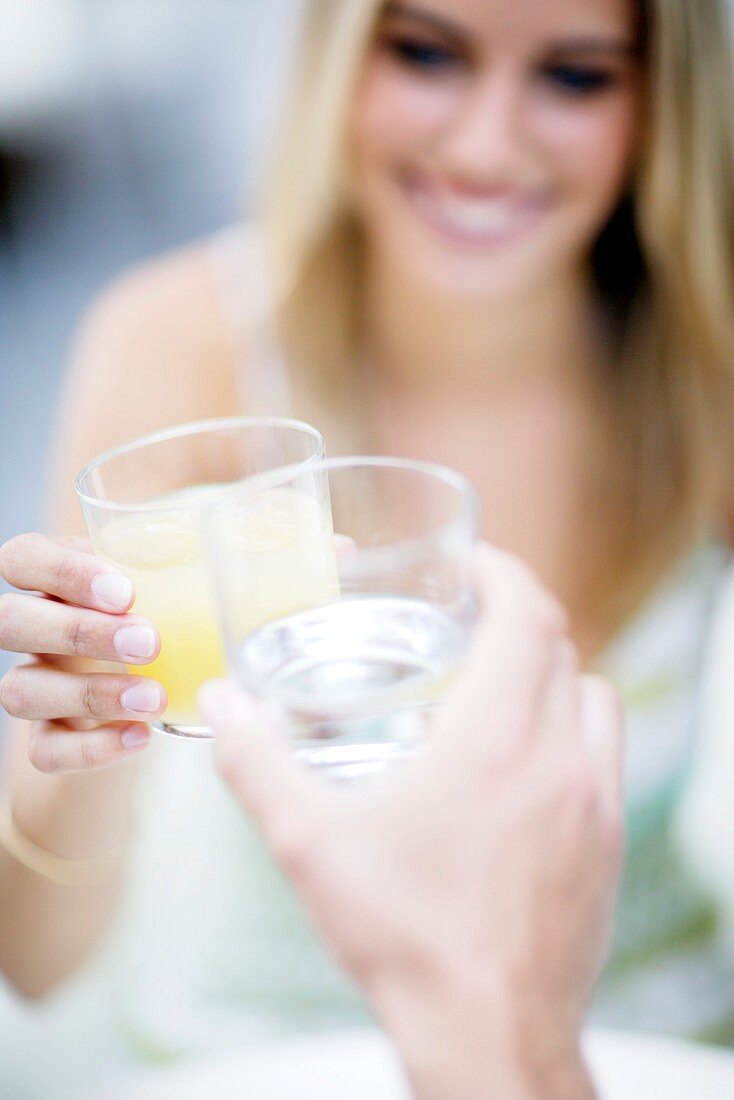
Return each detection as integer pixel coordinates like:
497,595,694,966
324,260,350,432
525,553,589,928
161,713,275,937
75,417,336,739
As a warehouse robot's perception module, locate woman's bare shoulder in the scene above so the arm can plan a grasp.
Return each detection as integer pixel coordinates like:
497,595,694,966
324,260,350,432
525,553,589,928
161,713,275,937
76,235,237,380
50,233,252,531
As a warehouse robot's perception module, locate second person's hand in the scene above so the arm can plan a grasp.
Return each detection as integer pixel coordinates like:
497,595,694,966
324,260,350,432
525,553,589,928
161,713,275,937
0,533,167,771
202,544,623,1100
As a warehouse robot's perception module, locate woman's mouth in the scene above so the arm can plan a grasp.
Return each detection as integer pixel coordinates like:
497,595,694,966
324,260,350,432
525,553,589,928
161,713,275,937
401,172,551,248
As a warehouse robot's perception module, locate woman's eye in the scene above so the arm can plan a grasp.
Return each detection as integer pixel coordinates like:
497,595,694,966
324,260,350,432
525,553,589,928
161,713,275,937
543,65,615,94
388,37,461,72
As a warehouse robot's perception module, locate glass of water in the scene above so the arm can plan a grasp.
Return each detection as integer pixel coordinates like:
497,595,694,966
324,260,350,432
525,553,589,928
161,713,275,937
206,457,479,779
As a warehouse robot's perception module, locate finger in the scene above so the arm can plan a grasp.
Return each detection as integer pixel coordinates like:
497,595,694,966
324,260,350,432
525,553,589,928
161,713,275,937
0,664,166,722
0,592,159,664
0,533,134,613
537,637,581,751
579,675,625,824
201,680,324,868
473,542,569,633
448,541,568,712
28,720,151,773
431,544,566,760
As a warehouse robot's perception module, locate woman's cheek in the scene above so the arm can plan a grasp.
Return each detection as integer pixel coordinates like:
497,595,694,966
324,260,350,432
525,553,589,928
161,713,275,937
534,101,639,200
352,63,459,158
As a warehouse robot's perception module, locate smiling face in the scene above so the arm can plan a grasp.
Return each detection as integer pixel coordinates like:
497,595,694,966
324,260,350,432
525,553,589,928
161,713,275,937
347,0,643,300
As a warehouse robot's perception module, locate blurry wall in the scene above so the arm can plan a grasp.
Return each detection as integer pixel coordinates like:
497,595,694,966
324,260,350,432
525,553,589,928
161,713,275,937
0,0,298,679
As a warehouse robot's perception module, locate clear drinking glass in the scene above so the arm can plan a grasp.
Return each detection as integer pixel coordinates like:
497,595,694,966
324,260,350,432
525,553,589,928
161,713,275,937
207,456,479,779
75,416,329,739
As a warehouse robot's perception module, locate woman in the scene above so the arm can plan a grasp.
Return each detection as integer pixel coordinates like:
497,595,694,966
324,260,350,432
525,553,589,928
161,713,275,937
1,0,734,1086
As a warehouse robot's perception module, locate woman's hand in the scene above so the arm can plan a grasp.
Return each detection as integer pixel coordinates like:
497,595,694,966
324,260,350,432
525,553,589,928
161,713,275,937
0,533,166,772
201,545,623,1100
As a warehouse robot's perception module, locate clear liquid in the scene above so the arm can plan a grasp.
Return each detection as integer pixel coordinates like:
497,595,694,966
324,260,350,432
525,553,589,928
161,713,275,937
236,595,472,778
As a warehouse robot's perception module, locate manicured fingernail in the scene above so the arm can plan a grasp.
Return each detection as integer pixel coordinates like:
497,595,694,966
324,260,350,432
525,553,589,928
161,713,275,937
121,681,161,715
92,570,134,611
121,726,151,750
114,625,157,661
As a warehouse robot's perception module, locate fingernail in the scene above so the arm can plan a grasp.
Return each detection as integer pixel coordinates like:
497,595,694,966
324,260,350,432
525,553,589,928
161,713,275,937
121,725,151,750
121,681,161,715
92,570,134,611
114,625,157,661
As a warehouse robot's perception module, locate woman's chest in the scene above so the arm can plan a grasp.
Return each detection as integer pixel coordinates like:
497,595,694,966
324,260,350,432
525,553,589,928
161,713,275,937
367,385,605,634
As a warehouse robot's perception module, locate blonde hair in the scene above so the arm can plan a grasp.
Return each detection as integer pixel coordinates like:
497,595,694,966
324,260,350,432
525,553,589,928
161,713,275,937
257,0,734,630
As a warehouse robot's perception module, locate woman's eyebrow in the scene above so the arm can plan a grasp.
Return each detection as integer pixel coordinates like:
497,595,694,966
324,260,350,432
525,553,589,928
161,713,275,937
548,38,637,57
382,2,468,43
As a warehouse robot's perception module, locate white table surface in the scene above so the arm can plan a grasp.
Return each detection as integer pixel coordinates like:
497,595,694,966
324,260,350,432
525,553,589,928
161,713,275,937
101,1027,734,1100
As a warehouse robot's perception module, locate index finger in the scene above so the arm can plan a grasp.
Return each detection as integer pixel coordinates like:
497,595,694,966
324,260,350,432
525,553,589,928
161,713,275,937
0,533,134,613
429,543,567,765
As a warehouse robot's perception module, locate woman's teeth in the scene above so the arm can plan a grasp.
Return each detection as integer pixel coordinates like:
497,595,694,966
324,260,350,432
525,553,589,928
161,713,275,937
439,195,529,234
407,177,546,243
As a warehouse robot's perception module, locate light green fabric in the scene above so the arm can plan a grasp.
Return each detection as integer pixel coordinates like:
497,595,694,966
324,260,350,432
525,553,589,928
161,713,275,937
590,543,734,1041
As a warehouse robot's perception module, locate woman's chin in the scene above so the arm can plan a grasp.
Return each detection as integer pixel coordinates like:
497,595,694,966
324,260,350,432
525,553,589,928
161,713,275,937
395,238,552,302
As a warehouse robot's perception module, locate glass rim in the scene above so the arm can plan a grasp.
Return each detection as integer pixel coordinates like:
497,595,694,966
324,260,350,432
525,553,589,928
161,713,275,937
208,454,480,542
74,415,326,513
329,455,480,546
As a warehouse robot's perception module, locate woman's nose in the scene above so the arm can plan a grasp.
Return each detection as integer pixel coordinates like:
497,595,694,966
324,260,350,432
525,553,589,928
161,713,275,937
439,70,527,184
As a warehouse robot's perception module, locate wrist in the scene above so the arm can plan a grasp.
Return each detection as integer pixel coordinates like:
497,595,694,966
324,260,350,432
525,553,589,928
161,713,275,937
10,754,139,859
372,972,594,1100
403,1045,594,1100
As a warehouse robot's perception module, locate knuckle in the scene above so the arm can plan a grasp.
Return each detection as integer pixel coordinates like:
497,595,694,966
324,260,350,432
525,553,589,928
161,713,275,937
80,676,107,719
0,667,26,717
50,551,84,595
78,732,110,771
63,614,96,658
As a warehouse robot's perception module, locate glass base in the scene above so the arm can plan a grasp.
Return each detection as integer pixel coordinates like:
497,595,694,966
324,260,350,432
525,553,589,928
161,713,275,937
152,718,214,740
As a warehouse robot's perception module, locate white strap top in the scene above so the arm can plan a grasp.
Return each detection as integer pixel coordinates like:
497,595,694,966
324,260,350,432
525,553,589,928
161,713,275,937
209,223,292,417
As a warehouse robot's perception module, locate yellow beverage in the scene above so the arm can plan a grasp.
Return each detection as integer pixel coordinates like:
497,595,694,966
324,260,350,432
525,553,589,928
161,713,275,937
98,486,339,729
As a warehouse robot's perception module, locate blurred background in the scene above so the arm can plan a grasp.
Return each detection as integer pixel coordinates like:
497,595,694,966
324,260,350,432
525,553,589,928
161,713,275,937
0,0,296,685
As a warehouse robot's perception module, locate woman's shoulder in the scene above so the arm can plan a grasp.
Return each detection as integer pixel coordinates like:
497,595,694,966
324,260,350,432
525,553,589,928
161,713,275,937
77,230,252,370
68,224,269,421
50,228,263,531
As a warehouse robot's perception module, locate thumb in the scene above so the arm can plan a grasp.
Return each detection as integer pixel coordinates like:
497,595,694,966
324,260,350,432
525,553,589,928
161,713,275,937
200,679,319,850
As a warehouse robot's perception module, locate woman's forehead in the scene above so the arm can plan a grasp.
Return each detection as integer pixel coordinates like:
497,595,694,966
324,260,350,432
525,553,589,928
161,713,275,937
378,0,639,44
